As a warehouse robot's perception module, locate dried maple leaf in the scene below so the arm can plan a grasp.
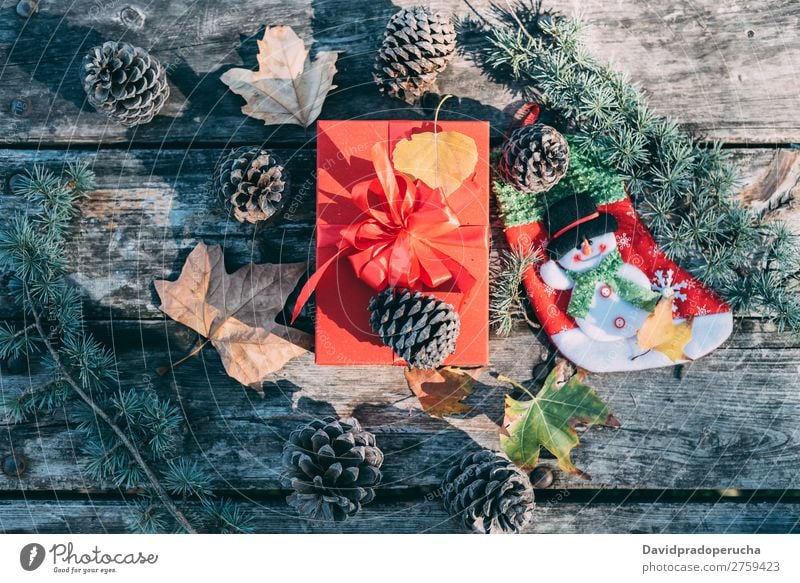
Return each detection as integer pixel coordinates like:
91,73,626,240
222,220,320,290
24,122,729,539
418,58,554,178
154,242,311,395
637,297,693,361
499,362,620,479
404,366,485,417
220,26,337,128
392,130,478,196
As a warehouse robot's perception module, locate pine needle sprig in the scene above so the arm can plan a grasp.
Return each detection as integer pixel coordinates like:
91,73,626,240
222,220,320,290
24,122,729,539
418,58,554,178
490,243,543,335
474,1,800,333
0,163,250,533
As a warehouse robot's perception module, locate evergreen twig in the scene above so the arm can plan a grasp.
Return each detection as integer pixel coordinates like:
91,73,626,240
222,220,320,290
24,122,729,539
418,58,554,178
490,243,542,335
473,1,800,332
0,163,250,533
27,297,196,533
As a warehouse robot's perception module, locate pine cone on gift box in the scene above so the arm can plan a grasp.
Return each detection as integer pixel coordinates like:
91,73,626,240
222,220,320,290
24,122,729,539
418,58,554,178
374,6,457,104
81,41,169,127
441,450,534,534
368,287,460,369
281,417,384,522
499,124,570,194
212,146,289,224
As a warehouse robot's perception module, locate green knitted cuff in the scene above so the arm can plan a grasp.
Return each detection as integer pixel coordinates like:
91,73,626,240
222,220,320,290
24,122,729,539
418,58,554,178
495,137,627,228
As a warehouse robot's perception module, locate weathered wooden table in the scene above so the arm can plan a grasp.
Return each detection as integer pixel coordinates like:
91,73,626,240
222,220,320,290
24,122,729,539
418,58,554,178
1,0,799,534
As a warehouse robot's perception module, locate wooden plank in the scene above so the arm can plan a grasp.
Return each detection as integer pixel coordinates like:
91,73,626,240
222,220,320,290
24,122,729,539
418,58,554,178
1,1,800,145
0,147,797,320
0,498,797,533
1,145,799,495
1,320,799,493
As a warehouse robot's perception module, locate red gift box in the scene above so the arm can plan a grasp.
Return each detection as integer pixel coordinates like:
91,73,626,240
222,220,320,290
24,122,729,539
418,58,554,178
312,120,490,366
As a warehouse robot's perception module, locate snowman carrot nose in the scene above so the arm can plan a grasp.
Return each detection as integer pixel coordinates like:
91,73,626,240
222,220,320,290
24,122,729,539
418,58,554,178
581,239,592,255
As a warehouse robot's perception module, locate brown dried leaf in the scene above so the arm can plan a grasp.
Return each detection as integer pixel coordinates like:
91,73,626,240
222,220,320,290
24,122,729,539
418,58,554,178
220,26,337,128
154,242,311,395
403,366,486,417
739,149,800,214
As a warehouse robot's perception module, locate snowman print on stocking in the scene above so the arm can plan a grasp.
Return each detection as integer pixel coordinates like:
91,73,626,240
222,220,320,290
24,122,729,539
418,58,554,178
540,193,662,361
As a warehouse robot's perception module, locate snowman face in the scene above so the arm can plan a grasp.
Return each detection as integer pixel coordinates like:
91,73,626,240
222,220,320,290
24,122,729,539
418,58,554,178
555,232,618,272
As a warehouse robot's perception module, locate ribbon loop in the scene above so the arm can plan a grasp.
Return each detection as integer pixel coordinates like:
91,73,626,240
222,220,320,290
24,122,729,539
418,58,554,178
292,142,480,322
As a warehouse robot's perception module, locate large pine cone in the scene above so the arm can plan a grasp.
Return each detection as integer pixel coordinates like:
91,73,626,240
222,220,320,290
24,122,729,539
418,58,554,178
81,41,169,127
374,6,456,104
442,450,534,534
499,124,570,194
212,146,288,224
281,417,384,522
368,287,460,369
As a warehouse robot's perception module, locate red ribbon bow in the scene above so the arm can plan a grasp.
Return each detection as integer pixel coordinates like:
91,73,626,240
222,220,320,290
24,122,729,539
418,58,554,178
291,142,483,322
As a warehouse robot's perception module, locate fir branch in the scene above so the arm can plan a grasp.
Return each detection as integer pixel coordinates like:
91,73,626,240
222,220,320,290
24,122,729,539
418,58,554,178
0,322,38,360
27,295,197,533
1,163,252,534
490,243,543,335
476,1,800,332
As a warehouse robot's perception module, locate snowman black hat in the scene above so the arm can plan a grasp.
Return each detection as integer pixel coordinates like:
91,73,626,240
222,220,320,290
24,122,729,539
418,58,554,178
544,193,618,259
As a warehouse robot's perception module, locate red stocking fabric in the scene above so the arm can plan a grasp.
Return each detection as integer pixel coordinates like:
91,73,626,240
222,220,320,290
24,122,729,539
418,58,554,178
503,194,733,373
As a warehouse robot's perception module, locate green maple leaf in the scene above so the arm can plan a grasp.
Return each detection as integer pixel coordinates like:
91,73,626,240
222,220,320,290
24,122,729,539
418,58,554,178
499,363,620,479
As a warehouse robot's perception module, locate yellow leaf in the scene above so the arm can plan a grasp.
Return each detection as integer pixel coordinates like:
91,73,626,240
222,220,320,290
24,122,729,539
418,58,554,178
220,26,337,128
154,243,311,395
392,131,478,195
637,297,693,362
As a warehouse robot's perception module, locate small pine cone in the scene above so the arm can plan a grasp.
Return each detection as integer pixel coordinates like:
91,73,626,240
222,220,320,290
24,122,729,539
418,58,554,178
442,450,534,534
212,146,288,224
499,124,570,194
368,287,460,369
374,6,456,104
281,417,384,522
81,41,169,127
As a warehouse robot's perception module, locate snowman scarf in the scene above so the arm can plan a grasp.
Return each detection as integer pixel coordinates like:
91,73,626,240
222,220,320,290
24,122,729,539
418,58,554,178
566,249,661,319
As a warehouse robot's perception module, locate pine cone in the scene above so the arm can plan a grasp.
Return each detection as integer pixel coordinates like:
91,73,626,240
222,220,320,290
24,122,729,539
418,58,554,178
374,6,456,104
499,124,570,194
442,450,534,534
368,287,460,369
81,41,169,127
281,417,384,522
212,146,288,224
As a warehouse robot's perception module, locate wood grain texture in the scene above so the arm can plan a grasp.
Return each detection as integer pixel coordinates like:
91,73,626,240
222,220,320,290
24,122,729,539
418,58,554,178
2,0,800,532
1,0,799,145
1,498,797,534
2,320,799,494
1,147,797,320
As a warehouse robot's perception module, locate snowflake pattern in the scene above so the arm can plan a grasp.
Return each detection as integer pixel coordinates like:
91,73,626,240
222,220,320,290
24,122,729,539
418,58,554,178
543,284,556,297
652,269,688,312
616,232,632,250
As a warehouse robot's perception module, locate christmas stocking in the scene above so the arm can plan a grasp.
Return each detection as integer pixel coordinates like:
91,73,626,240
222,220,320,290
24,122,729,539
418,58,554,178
496,126,733,373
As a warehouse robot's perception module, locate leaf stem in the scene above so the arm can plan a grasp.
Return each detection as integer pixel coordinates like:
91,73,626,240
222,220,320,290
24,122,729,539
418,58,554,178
433,94,452,126
156,339,210,376
28,299,197,534
496,373,537,399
